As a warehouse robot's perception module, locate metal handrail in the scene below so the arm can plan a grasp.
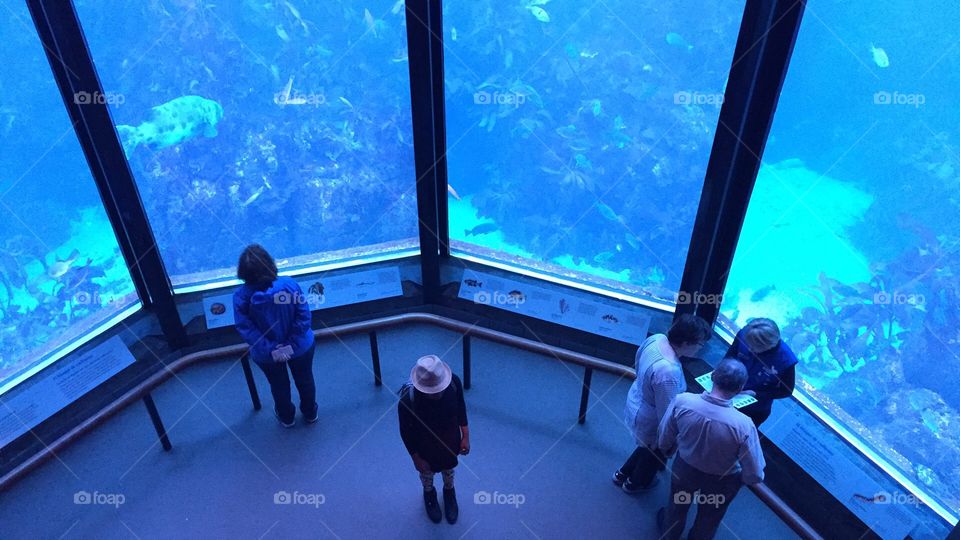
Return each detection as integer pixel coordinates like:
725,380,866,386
0,312,820,539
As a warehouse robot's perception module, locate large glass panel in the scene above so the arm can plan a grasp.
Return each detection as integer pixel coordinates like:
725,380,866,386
0,4,138,392
719,1,960,517
75,2,417,289
444,1,744,302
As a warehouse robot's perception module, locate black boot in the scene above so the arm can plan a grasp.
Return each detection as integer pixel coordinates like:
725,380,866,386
443,487,459,524
423,488,442,523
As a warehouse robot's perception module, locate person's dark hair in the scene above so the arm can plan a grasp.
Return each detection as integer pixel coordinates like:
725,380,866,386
666,314,711,347
712,359,748,395
237,244,278,289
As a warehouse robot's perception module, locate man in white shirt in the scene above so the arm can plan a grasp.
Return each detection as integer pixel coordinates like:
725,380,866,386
656,359,766,540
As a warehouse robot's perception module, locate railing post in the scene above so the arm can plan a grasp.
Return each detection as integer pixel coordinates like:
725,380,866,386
369,331,382,386
578,367,593,424
142,393,172,451
240,353,261,411
462,334,471,390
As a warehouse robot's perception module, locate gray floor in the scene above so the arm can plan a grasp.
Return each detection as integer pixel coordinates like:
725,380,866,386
0,324,798,539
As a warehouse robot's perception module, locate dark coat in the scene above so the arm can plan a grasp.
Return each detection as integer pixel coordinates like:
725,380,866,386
398,375,468,472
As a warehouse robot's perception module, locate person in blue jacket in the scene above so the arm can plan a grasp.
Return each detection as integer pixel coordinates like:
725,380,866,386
723,317,798,427
233,244,317,428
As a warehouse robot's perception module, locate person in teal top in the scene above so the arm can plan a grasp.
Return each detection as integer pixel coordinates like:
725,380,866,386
233,244,317,427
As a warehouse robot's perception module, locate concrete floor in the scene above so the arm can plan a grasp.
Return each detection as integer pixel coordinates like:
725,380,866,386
0,324,798,539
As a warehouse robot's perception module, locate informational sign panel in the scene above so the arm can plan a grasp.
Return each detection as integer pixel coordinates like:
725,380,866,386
458,270,651,344
0,335,136,448
763,401,926,539
204,267,403,329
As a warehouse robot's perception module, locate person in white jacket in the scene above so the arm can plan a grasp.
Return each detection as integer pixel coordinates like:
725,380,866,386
613,314,711,493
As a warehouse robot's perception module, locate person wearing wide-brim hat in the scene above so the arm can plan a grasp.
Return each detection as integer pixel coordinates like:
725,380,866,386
398,355,470,524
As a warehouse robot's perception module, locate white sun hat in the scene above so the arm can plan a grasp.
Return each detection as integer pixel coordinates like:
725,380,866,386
410,354,453,394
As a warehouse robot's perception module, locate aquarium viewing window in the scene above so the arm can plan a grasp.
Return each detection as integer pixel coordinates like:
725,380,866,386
719,0,960,521
74,2,420,291
443,0,744,304
0,2,140,395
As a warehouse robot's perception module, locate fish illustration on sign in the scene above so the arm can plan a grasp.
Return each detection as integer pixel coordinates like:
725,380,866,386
559,298,570,314
601,314,619,323
508,290,525,302
117,96,223,158
464,279,482,287
210,302,226,315
308,282,325,296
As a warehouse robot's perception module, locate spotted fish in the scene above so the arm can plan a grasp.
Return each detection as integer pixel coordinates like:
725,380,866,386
117,96,224,158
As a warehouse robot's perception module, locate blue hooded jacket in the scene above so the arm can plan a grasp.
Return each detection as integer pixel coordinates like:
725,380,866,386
233,276,315,364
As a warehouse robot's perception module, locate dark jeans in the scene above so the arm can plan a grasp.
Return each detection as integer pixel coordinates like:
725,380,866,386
256,344,317,424
620,444,666,486
662,457,742,540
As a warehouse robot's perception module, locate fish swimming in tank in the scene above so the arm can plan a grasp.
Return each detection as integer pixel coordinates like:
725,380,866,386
666,32,693,51
465,223,499,236
750,284,777,302
45,249,82,279
116,96,223,158
870,43,890,68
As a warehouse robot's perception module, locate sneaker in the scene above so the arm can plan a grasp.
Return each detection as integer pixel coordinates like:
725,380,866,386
274,409,295,428
621,475,659,494
443,487,459,524
304,404,319,424
612,469,627,487
423,488,442,523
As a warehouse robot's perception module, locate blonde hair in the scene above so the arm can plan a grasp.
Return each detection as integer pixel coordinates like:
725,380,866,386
743,318,780,353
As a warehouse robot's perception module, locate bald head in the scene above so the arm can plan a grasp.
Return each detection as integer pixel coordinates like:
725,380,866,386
712,359,748,396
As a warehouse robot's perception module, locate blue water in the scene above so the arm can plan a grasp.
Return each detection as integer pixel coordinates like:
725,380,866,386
1,0,958,523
